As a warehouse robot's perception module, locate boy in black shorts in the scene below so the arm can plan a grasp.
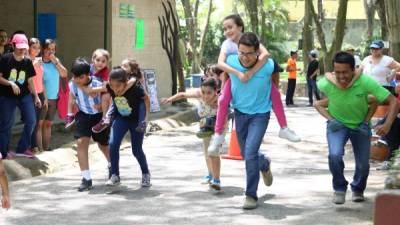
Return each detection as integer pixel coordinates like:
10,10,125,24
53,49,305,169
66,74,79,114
66,58,111,191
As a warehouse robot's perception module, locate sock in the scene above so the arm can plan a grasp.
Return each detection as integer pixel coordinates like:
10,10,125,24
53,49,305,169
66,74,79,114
67,113,74,116
81,170,91,180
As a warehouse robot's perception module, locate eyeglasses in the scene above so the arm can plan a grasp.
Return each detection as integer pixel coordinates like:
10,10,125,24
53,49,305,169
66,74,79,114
238,51,258,57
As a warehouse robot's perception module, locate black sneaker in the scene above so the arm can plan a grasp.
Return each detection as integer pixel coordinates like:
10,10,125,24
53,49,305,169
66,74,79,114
78,178,93,192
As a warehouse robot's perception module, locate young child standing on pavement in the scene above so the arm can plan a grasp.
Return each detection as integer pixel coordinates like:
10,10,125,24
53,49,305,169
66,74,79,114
208,14,300,156
0,156,10,209
161,78,222,191
121,58,150,132
66,58,111,192
106,67,151,187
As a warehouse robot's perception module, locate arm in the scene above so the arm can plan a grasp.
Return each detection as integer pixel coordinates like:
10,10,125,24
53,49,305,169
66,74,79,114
374,94,399,136
0,73,20,95
364,96,378,123
50,55,67,78
161,88,202,104
81,85,107,95
313,99,334,121
310,68,320,79
67,91,76,115
245,44,270,81
217,50,245,81
0,161,10,209
143,94,150,121
271,72,280,87
28,78,41,108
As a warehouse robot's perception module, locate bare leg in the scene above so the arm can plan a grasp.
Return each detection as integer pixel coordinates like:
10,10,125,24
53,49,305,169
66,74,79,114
77,137,90,171
203,138,212,175
101,94,111,120
97,143,110,162
36,120,44,151
209,156,221,180
42,120,52,151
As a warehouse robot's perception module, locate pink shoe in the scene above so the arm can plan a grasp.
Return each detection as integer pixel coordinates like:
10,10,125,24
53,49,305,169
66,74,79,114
15,149,35,158
92,119,110,133
6,151,16,159
65,115,75,129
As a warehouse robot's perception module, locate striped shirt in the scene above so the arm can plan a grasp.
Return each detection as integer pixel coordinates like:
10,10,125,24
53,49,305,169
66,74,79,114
69,78,102,114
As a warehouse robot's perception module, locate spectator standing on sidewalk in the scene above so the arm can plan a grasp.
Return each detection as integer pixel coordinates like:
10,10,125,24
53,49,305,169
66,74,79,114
0,34,41,158
285,50,300,106
40,39,67,151
315,51,399,205
306,50,321,106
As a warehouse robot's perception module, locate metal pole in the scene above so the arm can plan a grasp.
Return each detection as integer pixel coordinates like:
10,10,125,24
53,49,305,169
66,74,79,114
33,0,38,37
104,0,108,49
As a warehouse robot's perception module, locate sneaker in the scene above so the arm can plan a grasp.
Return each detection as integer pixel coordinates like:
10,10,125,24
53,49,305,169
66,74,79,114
201,175,212,184
141,173,151,187
65,115,75,129
243,195,258,210
352,192,365,202
210,179,221,191
208,133,225,156
15,149,35,158
6,151,16,159
106,174,121,186
261,158,273,186
78,178,93,192
376,161,391,171
279,127,301,142
332,191,346,204
91,118,110,133
135,121,147,133
196,128,214,139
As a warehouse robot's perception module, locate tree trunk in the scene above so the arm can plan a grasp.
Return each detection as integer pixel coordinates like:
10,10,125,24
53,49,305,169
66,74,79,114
385,0,400,61
181,0,201,74
242,0,259,33
302,0,313,71
364,0,375,40
259,0,267,45
310,0,348,72
375,0,388,40
198,0,213,65
317,0,324,22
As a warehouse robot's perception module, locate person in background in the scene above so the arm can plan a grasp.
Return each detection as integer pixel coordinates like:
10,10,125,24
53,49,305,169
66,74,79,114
306,50,321,106
285,50,300,107
40,39,67,151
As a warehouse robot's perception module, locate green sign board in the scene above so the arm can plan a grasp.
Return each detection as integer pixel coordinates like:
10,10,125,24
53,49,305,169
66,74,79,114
136,19,144,49
119,3,135,19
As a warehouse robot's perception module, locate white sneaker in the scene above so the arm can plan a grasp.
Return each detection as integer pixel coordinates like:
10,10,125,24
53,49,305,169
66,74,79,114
208,133,225,156
106,174,120,186
279,127,301,142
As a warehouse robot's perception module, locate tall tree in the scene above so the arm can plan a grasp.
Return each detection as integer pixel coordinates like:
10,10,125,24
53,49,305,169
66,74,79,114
310,0,348,72
159,0,185,94
385,0,400,60
375,0,388,40
241,0,259,33
364,0,376,40
302,0,314,71
181,0,214,73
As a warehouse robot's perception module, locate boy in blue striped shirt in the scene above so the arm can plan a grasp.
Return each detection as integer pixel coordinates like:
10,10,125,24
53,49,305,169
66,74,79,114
66,58,111,191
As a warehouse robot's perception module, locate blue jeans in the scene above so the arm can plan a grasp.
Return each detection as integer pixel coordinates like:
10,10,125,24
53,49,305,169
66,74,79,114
327,123,371,193
234,109,270,200
0,95,36,157
138,100,146,123
109,116,149,176
306,79,320,104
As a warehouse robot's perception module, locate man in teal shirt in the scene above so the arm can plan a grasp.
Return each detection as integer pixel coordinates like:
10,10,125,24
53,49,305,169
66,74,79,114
315,51,399,204
226,32,274,209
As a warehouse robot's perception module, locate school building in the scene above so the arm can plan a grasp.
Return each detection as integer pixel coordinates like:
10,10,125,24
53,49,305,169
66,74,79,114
0,0,174,98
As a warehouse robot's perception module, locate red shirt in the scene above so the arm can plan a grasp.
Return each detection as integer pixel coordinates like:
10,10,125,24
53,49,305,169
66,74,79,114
92,67,109,82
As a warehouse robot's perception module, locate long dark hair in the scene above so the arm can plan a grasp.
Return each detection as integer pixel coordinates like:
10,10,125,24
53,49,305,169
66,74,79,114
109,66,129,83
223,14,245,32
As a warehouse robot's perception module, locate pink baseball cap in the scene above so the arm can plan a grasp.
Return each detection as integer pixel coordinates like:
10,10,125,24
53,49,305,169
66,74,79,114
11,34,29,49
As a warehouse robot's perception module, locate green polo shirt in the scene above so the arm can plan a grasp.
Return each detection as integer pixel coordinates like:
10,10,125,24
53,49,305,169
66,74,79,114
317,74,390,129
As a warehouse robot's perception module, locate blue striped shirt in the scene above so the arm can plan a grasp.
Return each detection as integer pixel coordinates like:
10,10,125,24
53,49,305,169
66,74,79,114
69,78,102,114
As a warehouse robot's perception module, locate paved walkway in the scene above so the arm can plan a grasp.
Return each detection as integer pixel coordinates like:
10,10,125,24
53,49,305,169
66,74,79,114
1,100,388,225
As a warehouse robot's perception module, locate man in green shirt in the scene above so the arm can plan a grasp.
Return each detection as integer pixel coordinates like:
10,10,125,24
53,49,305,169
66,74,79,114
315,51,399,205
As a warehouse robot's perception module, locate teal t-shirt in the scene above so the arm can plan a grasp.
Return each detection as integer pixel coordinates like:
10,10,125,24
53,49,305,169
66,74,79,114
227,55,273,114
43,62,60,100
317,74,390,129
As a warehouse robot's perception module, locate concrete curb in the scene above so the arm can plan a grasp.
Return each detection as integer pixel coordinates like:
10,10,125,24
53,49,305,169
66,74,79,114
5,107,198,182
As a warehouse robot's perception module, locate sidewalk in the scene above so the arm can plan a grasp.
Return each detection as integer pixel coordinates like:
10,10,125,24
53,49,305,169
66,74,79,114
4,103,198,181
